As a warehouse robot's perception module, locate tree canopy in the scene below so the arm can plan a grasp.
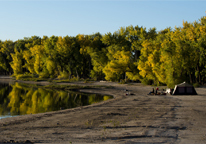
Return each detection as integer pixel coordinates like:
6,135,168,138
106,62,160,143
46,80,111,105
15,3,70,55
0,16,206,87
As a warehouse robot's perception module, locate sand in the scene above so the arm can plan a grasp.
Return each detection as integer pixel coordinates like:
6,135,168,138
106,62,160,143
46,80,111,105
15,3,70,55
0,78,206,144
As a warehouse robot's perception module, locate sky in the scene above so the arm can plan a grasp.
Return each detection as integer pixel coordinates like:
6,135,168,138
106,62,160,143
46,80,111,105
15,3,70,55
0,0,205,41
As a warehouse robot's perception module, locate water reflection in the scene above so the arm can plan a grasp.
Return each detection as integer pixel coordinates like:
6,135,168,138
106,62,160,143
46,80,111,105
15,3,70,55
0,83,112,117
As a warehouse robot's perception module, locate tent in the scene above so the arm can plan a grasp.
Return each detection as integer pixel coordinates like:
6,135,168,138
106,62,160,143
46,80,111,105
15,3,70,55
172,82,197,95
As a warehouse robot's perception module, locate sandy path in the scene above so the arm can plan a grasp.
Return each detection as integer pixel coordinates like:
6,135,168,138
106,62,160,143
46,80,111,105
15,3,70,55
0,78,206,144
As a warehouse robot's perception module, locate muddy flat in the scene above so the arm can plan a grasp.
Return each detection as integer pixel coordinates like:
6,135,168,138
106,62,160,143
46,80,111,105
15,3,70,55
0,79,206,144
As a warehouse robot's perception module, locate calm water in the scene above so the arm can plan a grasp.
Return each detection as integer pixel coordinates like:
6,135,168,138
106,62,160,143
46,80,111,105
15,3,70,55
0,82,112,119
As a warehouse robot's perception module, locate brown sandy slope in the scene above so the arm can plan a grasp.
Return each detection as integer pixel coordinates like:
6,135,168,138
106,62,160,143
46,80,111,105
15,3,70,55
0,78,206,144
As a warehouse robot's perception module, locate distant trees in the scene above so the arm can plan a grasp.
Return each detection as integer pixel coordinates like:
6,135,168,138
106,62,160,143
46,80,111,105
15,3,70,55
138,17,206,87
0,16,206,87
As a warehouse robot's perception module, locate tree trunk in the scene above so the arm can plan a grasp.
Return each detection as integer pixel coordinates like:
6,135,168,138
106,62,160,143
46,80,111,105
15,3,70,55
189,73,193,84
197,64,201,84
69,67,72,79
125,72,127,82
76,69,79,79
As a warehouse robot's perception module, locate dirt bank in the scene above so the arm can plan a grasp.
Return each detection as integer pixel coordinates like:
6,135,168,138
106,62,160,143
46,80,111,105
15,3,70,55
0,78,206,144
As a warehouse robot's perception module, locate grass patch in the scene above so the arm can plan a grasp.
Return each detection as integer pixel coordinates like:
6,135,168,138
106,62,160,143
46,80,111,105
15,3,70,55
53,79,71,83
13,74,49,82
42,84,114,91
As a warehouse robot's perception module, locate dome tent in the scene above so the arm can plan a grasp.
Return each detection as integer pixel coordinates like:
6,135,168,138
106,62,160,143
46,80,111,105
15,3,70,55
172,82,197,95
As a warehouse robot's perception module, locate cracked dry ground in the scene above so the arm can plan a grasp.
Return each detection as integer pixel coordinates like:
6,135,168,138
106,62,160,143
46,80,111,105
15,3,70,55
0,85,206,144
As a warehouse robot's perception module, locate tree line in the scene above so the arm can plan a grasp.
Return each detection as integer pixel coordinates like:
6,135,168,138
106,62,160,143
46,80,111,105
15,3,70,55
0,17,206,87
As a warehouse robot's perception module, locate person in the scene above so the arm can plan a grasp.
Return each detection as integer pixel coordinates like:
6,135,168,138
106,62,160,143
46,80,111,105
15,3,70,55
148,88,154,95
155,87,159,95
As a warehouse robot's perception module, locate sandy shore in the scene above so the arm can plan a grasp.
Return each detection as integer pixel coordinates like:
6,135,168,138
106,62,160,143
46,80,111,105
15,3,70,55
0,78,206,144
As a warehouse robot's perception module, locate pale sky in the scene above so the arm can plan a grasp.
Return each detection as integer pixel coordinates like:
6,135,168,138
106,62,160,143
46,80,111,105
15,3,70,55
0,0,205,41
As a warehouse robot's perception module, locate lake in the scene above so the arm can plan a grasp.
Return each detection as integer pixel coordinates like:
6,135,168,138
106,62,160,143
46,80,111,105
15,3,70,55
0,82,113,119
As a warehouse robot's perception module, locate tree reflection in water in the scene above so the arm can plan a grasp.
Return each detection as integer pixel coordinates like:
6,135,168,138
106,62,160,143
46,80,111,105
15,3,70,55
0,82,112,117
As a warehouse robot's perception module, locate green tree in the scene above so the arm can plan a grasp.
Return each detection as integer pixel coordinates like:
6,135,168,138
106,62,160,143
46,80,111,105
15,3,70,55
85,33,107,80
0,40,14,74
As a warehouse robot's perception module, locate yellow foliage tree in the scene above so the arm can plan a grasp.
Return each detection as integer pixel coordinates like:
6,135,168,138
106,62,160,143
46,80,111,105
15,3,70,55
30,45,45,74
10,49,23,75
103,50,131,81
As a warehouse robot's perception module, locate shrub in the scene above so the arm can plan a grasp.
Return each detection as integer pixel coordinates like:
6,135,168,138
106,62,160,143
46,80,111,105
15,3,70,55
58,71,69,79
15,73,33,80
119,79,126,84
193,83,200,88
140,78,152,85
69,76,79,82
39,69,50,78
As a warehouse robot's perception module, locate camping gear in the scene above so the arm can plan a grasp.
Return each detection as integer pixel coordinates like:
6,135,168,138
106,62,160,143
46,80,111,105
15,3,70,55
166,88,174,95
172,82,197,95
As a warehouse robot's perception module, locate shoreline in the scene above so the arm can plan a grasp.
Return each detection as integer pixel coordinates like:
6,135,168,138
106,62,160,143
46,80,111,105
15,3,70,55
0,78,206,143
